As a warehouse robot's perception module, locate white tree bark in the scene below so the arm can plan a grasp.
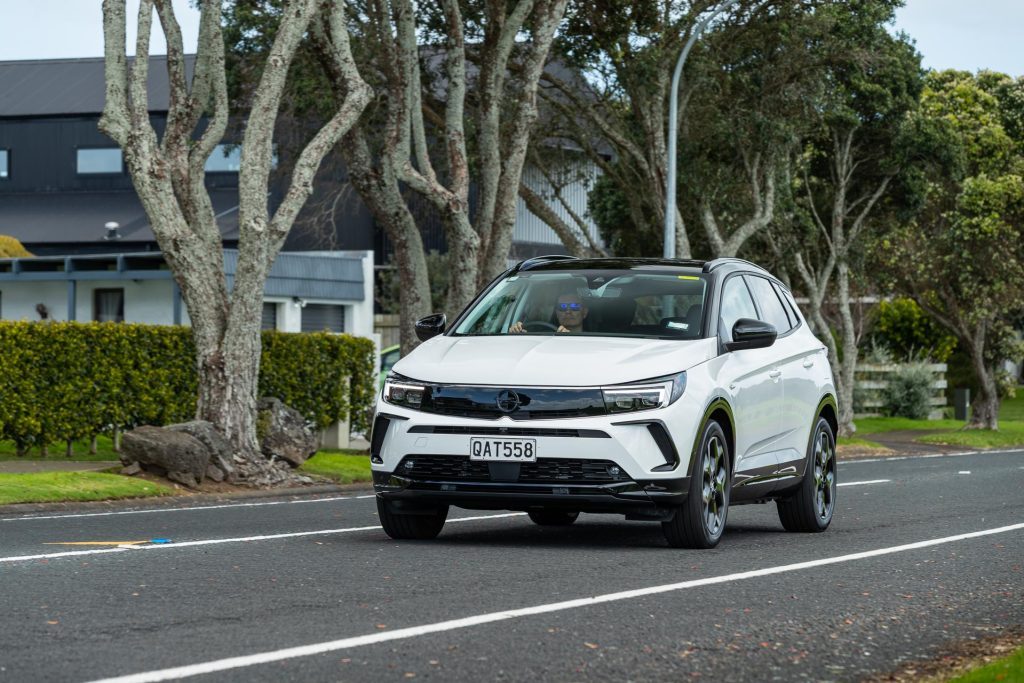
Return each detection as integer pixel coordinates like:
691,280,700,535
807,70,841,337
100,0,370,477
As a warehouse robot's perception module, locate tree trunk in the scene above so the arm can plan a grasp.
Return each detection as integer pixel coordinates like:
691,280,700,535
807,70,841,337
835,261,858,435
965,340,1000,430
90,435,98,455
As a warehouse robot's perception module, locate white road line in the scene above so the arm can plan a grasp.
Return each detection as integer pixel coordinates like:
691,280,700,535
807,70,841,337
85,521,1024,683
0,513,525,564
837,479,890,487
0,494,377,523
842,448,1024,464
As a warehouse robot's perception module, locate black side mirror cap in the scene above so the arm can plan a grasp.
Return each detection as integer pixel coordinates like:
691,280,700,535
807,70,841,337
415,313,447,342
724,318,777,352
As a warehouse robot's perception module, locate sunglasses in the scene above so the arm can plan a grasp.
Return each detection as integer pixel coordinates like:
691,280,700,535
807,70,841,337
557,302,583,311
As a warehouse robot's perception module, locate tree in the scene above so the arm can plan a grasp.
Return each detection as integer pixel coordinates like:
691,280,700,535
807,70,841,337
548,0,819,260
787,0,929,435
99,0,371,479
224,0,571,352
878,70,1024,430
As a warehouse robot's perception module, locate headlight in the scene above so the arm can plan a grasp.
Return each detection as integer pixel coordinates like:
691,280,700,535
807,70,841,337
602,372,686,413
382,373,428,410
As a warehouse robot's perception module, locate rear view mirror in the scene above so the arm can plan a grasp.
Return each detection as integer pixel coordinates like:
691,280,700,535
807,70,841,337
724,318,777,351
415,313,447,342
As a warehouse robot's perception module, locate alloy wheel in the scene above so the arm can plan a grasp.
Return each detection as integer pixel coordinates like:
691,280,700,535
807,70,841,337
813,429,836,522
702,435,728,536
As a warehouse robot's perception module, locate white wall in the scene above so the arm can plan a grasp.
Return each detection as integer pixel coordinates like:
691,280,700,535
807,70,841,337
0,281,68,321
73,279,178,324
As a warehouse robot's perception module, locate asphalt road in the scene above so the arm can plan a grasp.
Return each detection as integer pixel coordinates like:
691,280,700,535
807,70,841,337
1,450,1022,683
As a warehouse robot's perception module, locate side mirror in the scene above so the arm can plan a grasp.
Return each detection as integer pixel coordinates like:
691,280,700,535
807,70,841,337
415,313,447,342
724,318,777,352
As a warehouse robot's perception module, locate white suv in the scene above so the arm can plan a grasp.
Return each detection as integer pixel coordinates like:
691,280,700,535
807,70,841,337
371,257,837,548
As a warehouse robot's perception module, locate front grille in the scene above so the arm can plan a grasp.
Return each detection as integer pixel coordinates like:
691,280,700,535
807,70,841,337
407,426,610,438
395,455,628,484
420,386,606,420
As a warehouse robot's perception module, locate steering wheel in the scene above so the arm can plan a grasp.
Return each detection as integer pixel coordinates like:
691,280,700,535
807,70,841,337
521,320,558,332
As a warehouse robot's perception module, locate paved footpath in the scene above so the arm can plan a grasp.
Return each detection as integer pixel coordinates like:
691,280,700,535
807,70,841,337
0,449,1021,682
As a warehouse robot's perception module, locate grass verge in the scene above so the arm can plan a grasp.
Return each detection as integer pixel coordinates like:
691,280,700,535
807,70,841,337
0,472,171,505
853,417,966,434
948,645,1024,682
299,450,372,484
0,436,119,461
916,422,1024,450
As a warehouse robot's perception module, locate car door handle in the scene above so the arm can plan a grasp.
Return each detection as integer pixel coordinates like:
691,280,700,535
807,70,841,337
802,359,815,368
769,370,782,379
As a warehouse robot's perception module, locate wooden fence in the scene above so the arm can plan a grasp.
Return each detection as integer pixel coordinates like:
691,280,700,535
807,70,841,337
374,313,401,349
854,363,948,420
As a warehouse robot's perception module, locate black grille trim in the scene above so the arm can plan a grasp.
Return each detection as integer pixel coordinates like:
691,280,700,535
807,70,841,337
406,426,610,438
420,385,607,420
395,455,630,484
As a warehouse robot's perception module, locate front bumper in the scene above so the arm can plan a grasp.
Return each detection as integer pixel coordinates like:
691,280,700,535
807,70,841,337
370,399,703,517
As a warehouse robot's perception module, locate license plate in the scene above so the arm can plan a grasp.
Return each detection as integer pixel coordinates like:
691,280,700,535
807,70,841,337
469,438,537,462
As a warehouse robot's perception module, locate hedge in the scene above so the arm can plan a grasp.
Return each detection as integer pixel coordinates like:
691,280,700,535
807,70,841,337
0,321,375,451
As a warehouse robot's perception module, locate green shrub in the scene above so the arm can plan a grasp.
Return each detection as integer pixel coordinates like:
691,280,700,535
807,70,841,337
0,321,375,449
881,363,934,420
869,298,957,362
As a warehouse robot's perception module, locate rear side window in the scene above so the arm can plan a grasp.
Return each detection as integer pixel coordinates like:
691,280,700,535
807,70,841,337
745,275,792,333
773,282,803,328
719,276,758,341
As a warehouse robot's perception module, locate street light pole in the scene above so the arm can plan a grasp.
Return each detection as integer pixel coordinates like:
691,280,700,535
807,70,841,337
663,0,743,259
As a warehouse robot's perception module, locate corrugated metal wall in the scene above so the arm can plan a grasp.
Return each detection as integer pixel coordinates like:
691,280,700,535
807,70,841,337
514,158,603,248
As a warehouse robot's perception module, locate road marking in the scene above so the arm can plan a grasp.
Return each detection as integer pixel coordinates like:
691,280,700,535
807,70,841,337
0,513,525,564
42,541,151,546
959,471,971,475
0,494,377,523
837,479,890,487
85,520,1024,683
842,448,1024,464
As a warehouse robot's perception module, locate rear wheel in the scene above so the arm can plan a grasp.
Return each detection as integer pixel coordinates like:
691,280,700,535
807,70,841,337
777,416,836,532
377,498,448,539
528,510,579,526
662,421,730,549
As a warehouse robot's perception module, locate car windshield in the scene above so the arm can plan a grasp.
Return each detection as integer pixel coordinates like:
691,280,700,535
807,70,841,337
453,269,708,339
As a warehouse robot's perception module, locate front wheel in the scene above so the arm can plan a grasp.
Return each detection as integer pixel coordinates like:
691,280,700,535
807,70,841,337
528,510,579,526
776,416,836,532
662,420,730,549
377,498,448,540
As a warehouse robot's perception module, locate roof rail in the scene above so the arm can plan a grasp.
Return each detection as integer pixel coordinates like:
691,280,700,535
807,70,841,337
513,254,578,272
702,257,763,273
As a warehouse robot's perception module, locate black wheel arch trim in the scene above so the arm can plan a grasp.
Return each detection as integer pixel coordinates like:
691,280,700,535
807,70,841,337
685,397,735,479
802,394,838,478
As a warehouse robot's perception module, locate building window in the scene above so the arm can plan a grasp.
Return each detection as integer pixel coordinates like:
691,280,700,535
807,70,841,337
301,304,345,333
94,288,124,322
204,144,278,173
261,302,278,330
205,144,241,173
0,149,8,179
77,148,123,175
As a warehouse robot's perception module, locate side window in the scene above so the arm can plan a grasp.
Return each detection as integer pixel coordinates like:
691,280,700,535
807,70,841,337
719,276,758,341
746,276,792,333
773,282,803,328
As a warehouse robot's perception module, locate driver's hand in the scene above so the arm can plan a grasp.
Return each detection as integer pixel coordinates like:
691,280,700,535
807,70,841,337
509,321,525,334
556,325,571,333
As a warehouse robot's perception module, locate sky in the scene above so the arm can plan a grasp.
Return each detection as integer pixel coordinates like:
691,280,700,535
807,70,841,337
0,1,1022,76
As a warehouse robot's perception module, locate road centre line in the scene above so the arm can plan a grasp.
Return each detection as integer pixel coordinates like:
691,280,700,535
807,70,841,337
0,513,526,564
1,494,378,523
837,479,890,487
86,520,1024,683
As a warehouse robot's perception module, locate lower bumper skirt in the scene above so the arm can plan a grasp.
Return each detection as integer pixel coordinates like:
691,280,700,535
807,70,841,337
373,471,689,517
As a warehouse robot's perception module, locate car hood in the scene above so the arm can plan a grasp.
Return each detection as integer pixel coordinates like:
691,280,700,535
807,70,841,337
391,335,719,386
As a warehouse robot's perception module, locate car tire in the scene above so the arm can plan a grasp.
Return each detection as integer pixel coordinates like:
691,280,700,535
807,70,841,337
662,420,730,549
377,498,449,540
527,510,579,526
777,416,836,532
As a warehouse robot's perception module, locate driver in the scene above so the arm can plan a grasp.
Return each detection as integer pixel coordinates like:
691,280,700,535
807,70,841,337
509,292,588,334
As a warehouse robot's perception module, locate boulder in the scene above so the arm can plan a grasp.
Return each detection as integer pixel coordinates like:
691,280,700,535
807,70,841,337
167,420,235,481
121,426,209,488
257,397,318,467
